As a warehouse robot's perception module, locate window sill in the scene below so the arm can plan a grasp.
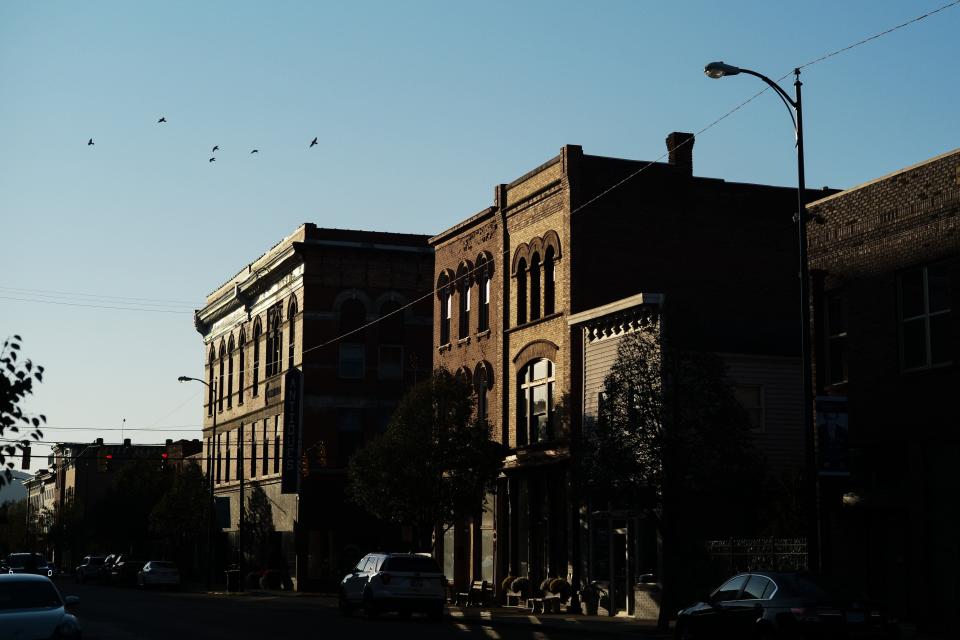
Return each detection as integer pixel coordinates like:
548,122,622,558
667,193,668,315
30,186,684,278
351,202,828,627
900,361,953,376
506,311,564,335
438,343,452,353
476,329,491,340
457,336,471,346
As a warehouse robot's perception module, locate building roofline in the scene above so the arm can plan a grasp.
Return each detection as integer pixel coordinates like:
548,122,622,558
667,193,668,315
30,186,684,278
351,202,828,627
808,147,960,208
567,292,665,326
430,206,496,246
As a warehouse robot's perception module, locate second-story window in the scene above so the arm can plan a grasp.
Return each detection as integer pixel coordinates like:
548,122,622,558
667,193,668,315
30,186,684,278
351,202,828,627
238,330,245,405
825,291,848,385
227,335,235,409
339,299,367,379
530,253,541,321
207,348,216,416
478,257,491,332
900,264,951,370
266,303,283,377
516,258,528,326
459,276,471,339
544,247,555,316
438,272,452,345
218,342,226,413
288,297,298,370
518,358,554,446
252,318,262,396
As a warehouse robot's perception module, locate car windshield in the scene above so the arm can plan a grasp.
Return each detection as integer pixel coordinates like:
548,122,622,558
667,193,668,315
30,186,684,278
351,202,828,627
0,581,63,610
7,554,43,569
89,557,105,565
150,561,175,569
382,556,441,573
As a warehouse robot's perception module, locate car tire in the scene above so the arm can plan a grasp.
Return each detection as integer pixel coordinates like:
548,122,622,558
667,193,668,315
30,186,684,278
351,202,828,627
363,589,379,619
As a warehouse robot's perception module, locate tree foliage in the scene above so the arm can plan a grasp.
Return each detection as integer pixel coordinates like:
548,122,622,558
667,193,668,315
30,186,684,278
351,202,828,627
150,462,209,553
242,482,275,570
1,336,45,486
347,369,504,550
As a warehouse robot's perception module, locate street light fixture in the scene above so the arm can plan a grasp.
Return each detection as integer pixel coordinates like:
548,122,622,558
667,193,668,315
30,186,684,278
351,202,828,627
704,61,820,573
178,375,218,589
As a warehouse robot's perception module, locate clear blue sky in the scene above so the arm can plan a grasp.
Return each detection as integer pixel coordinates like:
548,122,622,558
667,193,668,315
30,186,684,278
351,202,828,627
2,1,958,471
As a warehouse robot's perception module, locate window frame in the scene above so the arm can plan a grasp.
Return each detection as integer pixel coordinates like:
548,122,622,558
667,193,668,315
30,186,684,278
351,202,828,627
339,343,366,379
898,264,952,372
378,344,404,380
824,290,848,385
518,358,555,446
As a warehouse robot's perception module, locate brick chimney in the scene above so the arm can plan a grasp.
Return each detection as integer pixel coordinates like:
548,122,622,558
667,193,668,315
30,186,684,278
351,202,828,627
666,132,695,175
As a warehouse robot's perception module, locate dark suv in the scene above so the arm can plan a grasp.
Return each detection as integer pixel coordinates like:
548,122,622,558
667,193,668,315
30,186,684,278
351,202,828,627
74,555,107,583
6,553,53,577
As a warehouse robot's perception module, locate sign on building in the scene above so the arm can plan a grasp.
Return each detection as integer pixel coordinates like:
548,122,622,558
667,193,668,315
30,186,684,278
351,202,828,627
281,367,303,494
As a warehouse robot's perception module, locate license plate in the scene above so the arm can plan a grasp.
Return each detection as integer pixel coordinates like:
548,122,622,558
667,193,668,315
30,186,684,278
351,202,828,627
845,611,865,623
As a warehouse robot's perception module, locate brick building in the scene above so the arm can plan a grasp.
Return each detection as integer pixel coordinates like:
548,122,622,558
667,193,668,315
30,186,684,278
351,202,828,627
807,148,960,632
431,134,829,600
193,224,433,590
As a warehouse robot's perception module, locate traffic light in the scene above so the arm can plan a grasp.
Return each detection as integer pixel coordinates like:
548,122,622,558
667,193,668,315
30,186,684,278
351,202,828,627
160,452,169,471
103,453,113,472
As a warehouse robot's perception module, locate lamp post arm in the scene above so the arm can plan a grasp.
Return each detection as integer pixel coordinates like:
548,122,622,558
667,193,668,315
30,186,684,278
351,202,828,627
739,68,799,137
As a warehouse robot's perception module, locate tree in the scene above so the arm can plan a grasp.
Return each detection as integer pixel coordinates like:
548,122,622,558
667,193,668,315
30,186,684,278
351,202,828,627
1,336,45,486
150,462,209,573
241,483,275,570
0,499,29,554
347,369,504,550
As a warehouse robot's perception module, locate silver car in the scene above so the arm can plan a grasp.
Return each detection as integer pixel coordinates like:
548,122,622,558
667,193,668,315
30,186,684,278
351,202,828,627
340,552,445,619
0,574,81,639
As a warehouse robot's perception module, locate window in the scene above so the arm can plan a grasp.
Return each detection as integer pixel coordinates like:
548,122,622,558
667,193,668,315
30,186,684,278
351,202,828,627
518,358,555,446
439,277,452,345
218,343,226,412
273,416,280,474
459,270,471,339
207,348,216,416
236,424,243,480
225,431,231,482
378,300,404,343
337,410,363,467
262,419,268,476
529,253,541,321
206,437,213,482
733,385,764,431
516,258,528,325
740,575,771,600
288,297,298,370
339,343,365,379
227,336,235,409
238,331,245,405
900,265,951,370
250,425,257,479
478,258,491,332
825,291,848,384
216,434,222,484
252,319,262,396
378,345,403,380
266,303,283,377
713,575,747,602
476,366,488,421
544,247,555,315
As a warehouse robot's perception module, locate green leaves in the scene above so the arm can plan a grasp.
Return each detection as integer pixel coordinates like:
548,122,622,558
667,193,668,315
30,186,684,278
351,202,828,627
0,335,45,484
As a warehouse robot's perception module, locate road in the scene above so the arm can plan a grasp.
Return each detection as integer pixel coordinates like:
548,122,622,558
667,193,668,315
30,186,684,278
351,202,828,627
55,579,591,640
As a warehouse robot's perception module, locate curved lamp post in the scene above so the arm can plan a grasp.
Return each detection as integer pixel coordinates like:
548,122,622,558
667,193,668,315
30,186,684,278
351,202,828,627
704,62,819,573
178,375,218,589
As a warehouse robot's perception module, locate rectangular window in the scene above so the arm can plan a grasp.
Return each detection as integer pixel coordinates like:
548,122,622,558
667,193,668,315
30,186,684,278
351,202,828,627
250,427,258,478
459,284,471,339
262,419,268,476
236,424,243,480
273,416,281,474
733,384,765,431
440,289,451,344
225,431,231,482
825,291,848,384
899,265,951,371
206,437,213,481
479,276,490,331
216,434,222,484
339,343,365,379
378,345,403,380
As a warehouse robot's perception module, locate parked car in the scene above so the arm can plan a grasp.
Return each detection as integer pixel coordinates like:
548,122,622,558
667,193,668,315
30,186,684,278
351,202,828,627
674,571,900,640
111,557,146,586
0,574,81,639
74,555,107,583
137,561,180,589
339,552,444,620
6,553,54,578
46,561,60,578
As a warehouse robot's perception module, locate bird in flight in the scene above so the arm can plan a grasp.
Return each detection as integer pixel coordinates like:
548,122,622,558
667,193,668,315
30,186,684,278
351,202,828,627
309,137,318,148
157,117,167,123
250,149,259,154
87,138,94,146
208,157,216,163
212,145,219,153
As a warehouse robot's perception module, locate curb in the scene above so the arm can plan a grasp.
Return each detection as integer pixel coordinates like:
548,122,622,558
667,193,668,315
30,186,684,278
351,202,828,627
446,608,672,638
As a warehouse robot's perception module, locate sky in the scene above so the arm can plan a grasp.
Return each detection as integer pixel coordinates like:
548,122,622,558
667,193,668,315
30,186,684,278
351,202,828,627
2,1,958,472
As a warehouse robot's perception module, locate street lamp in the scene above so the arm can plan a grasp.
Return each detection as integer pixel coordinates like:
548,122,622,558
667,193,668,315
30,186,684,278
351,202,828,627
704,61,820,573
178,375,218,589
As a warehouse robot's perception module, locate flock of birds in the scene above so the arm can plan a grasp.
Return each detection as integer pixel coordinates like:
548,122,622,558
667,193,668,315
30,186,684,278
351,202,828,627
85,117,319,162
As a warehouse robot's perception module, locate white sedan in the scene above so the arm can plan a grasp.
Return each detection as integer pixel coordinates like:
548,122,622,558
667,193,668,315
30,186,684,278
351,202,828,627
0,574,81,639
137,561,180,588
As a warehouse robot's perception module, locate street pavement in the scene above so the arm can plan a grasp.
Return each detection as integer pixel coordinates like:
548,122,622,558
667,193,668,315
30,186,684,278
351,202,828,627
55,578,672,640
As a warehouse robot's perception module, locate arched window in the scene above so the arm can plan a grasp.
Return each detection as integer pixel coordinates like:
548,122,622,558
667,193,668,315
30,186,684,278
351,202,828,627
288,297,298,371
516,258,528,326
266,303,283,377
207,347,216,416
458,266,471,340
477,256,492,332
339,299,367,379
476,365,488,422
518,358,555,446
238,330,245,406
529,253,541,321
218,342,226,413
438,272,452,345
544,246,555,316
227,335,235,409
378,300,404,380
252,318,262,396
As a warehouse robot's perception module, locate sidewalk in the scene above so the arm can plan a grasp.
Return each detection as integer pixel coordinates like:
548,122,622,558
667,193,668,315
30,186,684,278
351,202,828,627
448,605,672,638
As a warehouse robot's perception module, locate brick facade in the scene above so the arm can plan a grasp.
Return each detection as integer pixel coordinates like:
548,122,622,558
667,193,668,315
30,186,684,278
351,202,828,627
807,148,960,631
